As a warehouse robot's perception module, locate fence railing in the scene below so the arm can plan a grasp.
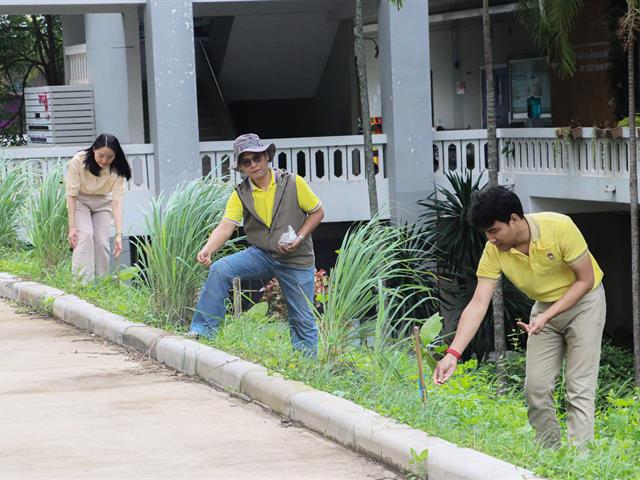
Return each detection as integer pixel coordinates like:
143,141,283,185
0,144,154,193
64,44,89,85
199,134,388,184
433,128,635,179
1,135,388,194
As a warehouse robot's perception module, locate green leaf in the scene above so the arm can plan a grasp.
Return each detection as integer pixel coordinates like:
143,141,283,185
420,312,443,346
245,301,269,321
117,266,139,282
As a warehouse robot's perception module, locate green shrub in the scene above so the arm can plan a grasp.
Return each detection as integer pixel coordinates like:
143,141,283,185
315,217,435,364
0,163,30,247
25,166,70,269
135,175,236,327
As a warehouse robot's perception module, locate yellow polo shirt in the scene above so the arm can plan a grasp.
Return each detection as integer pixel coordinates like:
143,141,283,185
477,212,603,302
222,170,321,228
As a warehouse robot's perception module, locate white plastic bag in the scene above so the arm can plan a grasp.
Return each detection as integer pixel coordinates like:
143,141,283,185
278,225,298,246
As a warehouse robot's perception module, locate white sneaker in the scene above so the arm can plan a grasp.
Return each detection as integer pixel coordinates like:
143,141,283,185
184,331,199,340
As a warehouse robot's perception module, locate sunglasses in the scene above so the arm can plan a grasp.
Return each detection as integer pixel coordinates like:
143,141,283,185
238,152,266,168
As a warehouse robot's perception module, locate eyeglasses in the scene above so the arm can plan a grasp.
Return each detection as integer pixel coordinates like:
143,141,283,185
238,152,266,168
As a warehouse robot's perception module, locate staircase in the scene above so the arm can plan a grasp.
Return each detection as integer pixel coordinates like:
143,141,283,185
197,96,225,141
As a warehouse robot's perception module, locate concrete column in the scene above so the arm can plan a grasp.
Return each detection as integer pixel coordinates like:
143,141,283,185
123,7,144,143
378,1,434,224
61,15,85,85
143,0,199,196
85,13,130,141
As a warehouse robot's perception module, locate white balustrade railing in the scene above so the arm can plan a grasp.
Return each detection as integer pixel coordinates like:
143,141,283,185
199,134,387,184
1,135,387,194
433,128,635,179
0,144,154,193
1,135,388,227
64,44,89,85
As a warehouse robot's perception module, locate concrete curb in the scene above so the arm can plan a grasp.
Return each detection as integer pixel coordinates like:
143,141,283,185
0,273,540,480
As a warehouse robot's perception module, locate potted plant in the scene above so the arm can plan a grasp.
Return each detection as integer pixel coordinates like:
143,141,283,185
617,113,640,136
554,126,572,157
593,123,607,139
569,120,583,139
607,118,624,139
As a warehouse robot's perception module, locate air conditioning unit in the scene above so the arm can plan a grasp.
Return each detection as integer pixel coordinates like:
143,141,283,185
24,85,95,145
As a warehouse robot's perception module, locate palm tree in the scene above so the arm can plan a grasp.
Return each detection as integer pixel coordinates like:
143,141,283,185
618,0,640,385
516,1,585,78
354,0,405,217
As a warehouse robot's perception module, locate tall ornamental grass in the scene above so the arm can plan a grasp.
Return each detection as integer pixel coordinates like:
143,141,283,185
25,166,70,269
316,217,436,363
136,175,235,326
0,162,31,247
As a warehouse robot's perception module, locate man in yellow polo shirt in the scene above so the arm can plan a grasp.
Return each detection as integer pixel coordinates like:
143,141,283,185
187,133,324,357
433,186,605,448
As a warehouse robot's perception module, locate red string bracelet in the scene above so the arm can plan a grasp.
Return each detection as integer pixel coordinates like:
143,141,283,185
445,347,462,361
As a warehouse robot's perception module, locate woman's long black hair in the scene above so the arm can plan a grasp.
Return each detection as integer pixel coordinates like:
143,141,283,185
82,133,132,180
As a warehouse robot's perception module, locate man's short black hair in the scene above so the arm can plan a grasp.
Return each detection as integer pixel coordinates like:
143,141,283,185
469,185,524,229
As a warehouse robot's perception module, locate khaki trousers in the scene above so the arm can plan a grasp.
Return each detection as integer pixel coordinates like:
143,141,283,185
72,193,112,283
524,284,606,447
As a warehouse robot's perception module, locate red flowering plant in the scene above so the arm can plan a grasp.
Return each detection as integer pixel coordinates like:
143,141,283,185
259,269,327,318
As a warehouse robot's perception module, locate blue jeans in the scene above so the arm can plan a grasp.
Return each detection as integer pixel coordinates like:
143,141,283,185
189,246,318,357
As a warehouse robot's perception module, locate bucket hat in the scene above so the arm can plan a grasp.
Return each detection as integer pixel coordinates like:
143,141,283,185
232,133,275,170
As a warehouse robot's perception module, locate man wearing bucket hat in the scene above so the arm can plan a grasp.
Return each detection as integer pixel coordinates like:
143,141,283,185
187,133,324,357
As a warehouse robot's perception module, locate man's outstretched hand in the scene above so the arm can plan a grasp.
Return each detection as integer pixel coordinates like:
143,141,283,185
433,354,458,385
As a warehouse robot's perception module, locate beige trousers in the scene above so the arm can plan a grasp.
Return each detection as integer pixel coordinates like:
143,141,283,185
524,284,606,447
72,193,112,283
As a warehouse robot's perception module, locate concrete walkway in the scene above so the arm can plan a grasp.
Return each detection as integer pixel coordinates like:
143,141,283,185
0,299,399,480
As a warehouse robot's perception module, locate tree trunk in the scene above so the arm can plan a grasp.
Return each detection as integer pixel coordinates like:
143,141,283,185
628,31,640,385
482,0,507,377
355,0,379,217
44,15,62,85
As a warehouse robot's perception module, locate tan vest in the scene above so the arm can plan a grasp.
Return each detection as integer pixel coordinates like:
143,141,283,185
236,170,315,268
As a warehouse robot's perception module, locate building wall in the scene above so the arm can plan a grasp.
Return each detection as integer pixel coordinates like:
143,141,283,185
429,15,539,130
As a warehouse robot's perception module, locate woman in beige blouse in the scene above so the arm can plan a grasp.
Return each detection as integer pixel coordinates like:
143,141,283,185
65,133,131,282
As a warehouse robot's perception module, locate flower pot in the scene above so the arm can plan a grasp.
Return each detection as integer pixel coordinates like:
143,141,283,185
608,126,623,139
570,127,583,139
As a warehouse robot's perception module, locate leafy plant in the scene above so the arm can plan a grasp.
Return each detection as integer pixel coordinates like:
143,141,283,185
0,162,30,247
314,216,435,364
407,447,429,480
134,175,236,327
25,165,69,269
618,113,640,126
419,312,447,371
